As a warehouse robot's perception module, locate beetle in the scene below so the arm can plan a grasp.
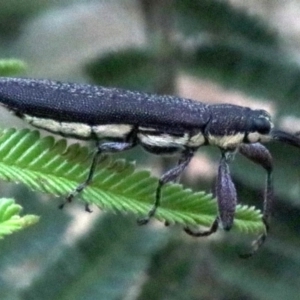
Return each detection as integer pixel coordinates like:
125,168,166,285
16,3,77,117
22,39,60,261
0,77,299,255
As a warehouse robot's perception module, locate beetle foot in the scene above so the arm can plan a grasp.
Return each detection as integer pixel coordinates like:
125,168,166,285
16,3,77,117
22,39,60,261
184,218,219,237
67,182,87,202
85,203,93,213
137,206,157,225
239,218,269,258
59,186,92,213
59,182,86,210
58,193,74,210
58,202,65,210
136,217,149,225
239,233,267,259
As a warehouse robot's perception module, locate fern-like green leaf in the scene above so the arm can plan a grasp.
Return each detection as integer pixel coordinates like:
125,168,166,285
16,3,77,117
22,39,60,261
0,128,264,234
0,198,39,238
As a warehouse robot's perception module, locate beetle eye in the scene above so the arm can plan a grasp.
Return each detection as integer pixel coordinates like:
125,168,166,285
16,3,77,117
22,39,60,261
254,117,271,134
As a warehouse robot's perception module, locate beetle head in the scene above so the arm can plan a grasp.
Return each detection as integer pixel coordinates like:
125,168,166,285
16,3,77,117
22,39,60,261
245,109,273,144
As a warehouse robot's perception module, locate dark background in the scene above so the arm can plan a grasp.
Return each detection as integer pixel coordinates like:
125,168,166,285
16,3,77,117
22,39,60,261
0,1,300,299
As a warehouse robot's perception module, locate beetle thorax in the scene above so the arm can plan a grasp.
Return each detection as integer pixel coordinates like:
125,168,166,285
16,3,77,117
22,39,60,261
206,105,273,149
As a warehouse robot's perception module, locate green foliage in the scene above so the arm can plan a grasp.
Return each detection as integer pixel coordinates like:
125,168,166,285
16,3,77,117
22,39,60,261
183,41,300,115
0,0,51,36
85,49,158,91
0,128,263,234
174,0,278,45
0,198,39,238
0,59,36,239
1,1,300,299
0,59,26,76
20,214,168,300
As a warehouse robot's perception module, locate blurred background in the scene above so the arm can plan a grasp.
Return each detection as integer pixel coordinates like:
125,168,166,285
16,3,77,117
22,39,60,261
1,0,300,299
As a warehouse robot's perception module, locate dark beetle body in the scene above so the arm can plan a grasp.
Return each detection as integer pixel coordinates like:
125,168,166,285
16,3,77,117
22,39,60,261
0,76,297,256
0,77,272,153
0,77,210,128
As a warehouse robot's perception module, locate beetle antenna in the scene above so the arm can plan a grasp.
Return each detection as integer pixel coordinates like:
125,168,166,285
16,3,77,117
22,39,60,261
271,129,300,148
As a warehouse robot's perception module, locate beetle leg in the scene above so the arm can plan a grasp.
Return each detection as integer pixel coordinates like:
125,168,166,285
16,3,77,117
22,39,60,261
184,151,237,236
216,151,238,230
59,141,135,209
239,143,273,257
138,148,195,225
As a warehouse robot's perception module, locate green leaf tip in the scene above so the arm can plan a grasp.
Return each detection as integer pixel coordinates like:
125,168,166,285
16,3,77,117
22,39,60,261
0,198,39,239
0,59,27,76
0,128,264,235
